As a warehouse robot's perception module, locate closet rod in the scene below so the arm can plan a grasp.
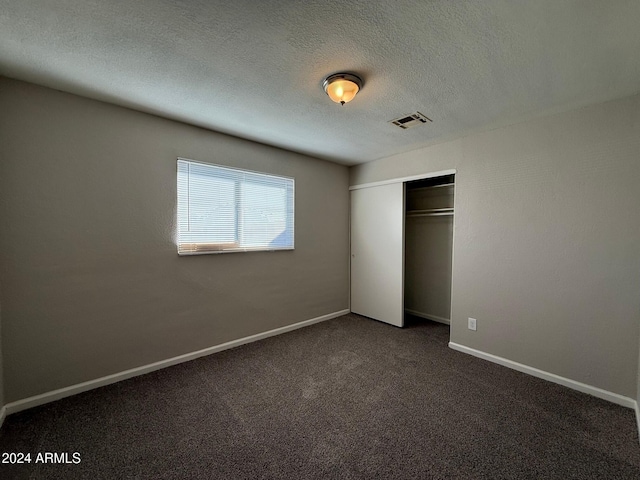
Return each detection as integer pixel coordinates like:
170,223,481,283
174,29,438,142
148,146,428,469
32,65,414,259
407,212,454,217
407,207,453,214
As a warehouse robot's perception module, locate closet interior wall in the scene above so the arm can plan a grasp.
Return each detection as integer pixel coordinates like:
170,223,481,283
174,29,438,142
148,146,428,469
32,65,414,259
404,175,455,324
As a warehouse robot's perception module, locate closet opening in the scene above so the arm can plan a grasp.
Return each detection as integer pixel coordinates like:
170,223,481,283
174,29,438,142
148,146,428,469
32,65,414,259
404,174,455,326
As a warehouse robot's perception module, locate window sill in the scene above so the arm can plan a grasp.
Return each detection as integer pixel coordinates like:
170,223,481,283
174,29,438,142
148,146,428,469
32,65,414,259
178,246,295,256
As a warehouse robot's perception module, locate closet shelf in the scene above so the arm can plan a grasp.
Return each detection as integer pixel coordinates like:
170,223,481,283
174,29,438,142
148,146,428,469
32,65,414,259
406,208,454,217
409,183,455,192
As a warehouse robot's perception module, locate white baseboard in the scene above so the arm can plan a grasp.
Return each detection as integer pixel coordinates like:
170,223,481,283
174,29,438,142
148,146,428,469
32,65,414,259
4,309,350,416
404,309,450,325
636,402,640,444
0,406,6,429
448,342,636,409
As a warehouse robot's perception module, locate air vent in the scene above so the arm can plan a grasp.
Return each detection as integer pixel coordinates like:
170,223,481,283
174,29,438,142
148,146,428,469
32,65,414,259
389,112,432,129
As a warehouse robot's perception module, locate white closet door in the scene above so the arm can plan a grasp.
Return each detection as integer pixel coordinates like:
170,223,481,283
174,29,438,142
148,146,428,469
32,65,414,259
350,183,404,327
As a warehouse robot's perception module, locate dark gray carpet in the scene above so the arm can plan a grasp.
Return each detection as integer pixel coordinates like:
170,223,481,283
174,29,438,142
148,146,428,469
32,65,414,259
1,314,639,479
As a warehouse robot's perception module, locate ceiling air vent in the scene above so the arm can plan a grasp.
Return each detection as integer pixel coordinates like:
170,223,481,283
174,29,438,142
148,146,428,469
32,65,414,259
389,112,432,129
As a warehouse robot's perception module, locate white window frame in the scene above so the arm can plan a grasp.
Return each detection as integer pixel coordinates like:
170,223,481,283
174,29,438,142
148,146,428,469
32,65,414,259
177,158,295,255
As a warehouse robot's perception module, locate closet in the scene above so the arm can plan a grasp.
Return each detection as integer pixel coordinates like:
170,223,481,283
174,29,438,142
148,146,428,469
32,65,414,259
350,171,455,327
404,174,454,324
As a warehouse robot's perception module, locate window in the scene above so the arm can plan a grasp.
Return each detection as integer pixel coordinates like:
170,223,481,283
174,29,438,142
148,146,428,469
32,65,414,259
177,158,294,255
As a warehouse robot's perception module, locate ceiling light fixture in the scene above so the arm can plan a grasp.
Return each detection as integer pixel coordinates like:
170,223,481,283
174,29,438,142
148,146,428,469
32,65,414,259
322,73,363,105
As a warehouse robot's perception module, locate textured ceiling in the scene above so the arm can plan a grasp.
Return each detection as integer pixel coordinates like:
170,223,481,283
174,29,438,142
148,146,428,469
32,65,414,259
1,1,640,165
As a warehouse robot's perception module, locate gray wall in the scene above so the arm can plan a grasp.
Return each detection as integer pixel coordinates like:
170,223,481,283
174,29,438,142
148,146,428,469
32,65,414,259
351,94,640,399
0,77,349,403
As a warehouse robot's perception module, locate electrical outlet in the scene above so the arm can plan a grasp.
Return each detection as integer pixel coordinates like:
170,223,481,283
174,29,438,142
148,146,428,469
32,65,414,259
468,317,477,331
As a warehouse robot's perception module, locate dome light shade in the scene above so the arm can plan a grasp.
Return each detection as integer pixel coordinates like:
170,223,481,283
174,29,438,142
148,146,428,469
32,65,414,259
323,73,363,105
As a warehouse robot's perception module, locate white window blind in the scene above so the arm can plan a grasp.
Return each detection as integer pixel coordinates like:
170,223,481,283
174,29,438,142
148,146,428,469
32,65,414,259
177,158,294,255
